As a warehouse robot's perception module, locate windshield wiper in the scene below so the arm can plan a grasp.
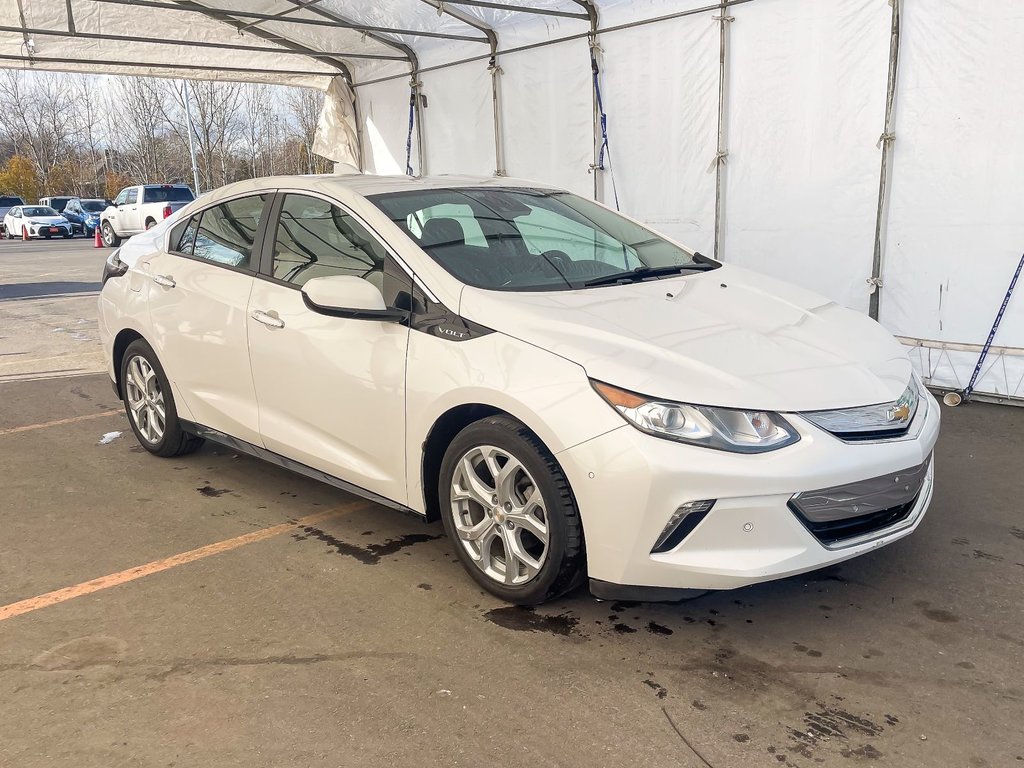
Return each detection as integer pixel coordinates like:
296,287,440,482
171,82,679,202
583,261,718,288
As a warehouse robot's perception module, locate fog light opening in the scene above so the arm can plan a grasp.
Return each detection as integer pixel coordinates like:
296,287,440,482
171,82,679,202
651,499,716,554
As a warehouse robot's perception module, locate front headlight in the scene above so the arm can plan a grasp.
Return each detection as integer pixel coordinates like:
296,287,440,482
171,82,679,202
591,381,800,453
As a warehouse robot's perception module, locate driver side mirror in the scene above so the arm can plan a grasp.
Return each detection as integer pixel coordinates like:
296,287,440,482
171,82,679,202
301,275,408,322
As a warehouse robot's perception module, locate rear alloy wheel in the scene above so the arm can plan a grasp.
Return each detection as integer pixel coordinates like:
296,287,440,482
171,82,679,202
439,416,585,604
120,339,202,457
102,221,121,247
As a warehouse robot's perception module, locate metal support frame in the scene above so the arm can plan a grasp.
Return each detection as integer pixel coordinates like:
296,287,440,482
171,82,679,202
87,0,490,43
711,1,734,261
0,52,336,78
442,0,589,20
868,0,902,320
0,25,408,61
419,0,505,176
237,0,323,33
575,1,602,201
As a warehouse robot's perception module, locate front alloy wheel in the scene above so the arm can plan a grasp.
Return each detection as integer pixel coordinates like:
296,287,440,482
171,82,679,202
439,416,585,604
451,445,550,586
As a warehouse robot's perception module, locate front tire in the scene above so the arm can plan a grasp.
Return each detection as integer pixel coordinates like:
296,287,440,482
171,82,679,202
102,221,121,247
439,416,585,605
120,339,203,458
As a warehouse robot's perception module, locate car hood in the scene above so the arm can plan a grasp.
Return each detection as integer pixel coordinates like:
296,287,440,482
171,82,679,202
458,265,912,412
28,216,68,225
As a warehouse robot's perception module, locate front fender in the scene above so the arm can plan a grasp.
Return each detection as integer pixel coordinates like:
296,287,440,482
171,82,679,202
405,330,623,514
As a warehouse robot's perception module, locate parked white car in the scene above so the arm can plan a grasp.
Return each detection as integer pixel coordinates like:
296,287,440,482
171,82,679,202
100,183,194,246
98,174,939,604
4,205,73,239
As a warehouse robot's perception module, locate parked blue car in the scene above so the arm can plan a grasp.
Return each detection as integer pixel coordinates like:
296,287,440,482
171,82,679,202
62,198,108,236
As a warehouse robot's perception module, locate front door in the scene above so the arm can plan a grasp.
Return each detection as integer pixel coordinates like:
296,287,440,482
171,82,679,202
144,193,271,444
246,192,411,505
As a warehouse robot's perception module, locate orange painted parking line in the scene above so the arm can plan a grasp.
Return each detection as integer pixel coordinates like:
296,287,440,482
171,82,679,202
0,503,368,622
0,409,122,437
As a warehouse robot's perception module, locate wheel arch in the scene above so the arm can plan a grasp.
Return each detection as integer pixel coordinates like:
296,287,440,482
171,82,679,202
112,328,145,398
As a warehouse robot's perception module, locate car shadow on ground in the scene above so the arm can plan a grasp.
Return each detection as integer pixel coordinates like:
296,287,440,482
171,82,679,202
0,281,103,301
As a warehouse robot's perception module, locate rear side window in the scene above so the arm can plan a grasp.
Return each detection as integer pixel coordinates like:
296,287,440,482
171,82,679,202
173,215,200,255
191,195,268,268
144,186,194,203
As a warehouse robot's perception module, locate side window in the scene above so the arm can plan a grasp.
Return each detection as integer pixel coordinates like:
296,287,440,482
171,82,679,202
113,189,128,206
172,214,201,255
271,194,393,292
124,189,138,205
192,195,268,268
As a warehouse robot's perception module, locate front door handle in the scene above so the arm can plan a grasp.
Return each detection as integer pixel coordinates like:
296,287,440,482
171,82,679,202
152,274,175,288
251,309,285,329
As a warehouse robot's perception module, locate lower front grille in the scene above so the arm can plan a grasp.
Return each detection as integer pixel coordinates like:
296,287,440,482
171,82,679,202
789,457,931,547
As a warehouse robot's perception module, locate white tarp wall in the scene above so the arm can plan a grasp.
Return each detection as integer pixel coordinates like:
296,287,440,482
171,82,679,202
0,0,1019,401
353,0,1024,403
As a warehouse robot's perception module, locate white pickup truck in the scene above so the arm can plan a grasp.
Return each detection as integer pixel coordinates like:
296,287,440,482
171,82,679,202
100,184,195,246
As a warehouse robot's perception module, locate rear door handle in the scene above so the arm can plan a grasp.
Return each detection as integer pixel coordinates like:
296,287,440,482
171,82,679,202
251,309,285,329
152,274,175,288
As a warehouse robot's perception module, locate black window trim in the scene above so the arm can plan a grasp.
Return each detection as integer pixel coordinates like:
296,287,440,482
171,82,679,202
255,187,437,303
164,190,277,276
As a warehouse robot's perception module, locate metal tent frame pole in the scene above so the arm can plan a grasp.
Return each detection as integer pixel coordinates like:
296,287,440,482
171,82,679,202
868,0,903,321
711,0,734,261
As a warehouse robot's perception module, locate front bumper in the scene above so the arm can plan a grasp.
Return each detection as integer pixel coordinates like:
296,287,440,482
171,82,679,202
557,390,940,593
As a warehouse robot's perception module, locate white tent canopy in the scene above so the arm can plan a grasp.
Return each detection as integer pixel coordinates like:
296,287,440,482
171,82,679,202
1,0,1022,402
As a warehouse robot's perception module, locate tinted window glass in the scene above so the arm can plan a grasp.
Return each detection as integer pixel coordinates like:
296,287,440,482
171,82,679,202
47,197,72,211
0,196,23,206
143,186,194,203
81,200,105,212
174,214,201,255
124,189,138,205
192,195,267,267
371,187,701,292
271,194,391,289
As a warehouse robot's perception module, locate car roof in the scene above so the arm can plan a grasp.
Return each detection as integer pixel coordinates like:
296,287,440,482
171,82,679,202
193,173,556,209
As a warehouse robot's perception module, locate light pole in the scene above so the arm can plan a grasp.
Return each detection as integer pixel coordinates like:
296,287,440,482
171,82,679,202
181,80,201,194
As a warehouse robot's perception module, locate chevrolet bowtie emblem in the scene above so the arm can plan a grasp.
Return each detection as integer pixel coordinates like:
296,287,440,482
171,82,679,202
888,402,911,423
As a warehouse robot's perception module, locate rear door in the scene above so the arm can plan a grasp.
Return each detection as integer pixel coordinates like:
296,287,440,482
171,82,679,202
246,192,412,504
143,193,272,444
120,187,142,234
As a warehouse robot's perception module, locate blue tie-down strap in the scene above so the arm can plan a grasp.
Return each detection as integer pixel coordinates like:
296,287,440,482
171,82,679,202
405,87,416,176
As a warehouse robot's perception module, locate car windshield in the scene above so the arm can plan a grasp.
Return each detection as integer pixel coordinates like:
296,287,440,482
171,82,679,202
23,207,57,217
0,196,24,207
370,187,708,291
143,186,194,203
81,200,106,212
48,198,72,211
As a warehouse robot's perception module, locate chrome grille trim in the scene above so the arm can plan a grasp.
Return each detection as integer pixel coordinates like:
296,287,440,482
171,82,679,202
799,377,923,442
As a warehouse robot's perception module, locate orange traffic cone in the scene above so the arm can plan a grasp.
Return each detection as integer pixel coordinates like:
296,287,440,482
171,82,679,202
94,224,103,248
21,225,28,241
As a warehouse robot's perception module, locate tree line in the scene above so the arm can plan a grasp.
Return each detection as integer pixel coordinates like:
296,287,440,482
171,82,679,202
0,70,333,203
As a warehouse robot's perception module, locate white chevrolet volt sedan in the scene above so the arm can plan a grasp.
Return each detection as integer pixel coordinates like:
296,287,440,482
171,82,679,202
98,174,939,604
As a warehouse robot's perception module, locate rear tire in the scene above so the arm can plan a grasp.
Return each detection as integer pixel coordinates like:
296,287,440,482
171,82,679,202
439,416,585,605
102,221,121,247
120,339,203,458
